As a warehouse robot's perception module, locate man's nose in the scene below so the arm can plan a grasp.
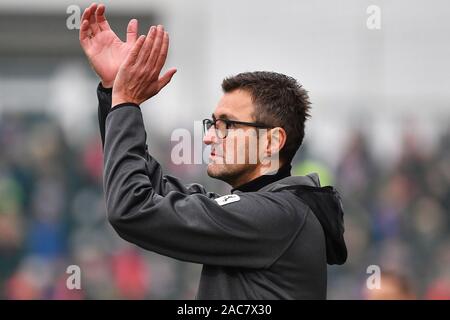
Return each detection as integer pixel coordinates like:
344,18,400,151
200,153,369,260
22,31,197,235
203,127,218,145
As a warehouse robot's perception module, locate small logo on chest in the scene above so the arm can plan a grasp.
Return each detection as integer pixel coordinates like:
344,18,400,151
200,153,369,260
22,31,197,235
214,194,241,206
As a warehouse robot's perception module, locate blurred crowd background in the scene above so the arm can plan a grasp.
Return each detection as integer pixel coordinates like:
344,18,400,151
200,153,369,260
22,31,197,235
0,0,449,299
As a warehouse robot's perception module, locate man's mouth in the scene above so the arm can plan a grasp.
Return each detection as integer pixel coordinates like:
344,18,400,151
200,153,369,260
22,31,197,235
210,149,223,159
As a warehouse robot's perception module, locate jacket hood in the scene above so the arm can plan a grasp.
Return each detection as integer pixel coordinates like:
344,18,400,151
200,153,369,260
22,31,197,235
261,173,348,265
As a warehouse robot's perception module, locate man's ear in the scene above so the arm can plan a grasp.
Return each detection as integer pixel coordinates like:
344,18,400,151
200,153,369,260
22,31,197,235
266,127,287,157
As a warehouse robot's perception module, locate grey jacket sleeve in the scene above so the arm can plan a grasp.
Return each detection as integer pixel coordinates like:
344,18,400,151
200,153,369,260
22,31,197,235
103,105,307,268
97,83,216,197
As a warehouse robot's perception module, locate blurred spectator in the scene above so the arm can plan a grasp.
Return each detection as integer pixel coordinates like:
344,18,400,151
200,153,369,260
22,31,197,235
363,271,416,300
111,247,150,299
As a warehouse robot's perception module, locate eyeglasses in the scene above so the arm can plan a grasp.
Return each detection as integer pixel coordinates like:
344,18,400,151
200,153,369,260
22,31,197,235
202,117,274,139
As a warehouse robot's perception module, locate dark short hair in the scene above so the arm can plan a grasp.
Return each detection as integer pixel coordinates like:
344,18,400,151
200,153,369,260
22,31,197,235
222,71,311,163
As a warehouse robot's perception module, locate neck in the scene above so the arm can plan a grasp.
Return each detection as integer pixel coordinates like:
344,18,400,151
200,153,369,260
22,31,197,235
229,167,265,189
231,162,291,193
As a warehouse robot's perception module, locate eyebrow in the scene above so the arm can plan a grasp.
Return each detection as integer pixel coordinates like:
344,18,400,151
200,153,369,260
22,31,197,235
212,113,237,121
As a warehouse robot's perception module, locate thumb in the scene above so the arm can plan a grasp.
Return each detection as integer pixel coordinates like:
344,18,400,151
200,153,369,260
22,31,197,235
157,68,177,91
126,19,139,44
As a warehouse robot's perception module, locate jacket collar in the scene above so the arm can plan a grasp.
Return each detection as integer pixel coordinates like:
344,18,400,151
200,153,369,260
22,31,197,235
231,164,292,193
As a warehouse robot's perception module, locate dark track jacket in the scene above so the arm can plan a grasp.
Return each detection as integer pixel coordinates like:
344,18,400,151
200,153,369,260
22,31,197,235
97,84,347,299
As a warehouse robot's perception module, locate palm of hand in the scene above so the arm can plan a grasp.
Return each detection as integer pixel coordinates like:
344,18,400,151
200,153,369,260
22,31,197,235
86,31,132,87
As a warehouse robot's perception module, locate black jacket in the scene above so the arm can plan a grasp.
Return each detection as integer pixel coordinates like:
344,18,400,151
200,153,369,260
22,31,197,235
97,84,347,299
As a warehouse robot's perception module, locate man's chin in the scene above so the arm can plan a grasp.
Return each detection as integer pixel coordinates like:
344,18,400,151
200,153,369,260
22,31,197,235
206,163,237,182
206,163,255,186
206,163,224,179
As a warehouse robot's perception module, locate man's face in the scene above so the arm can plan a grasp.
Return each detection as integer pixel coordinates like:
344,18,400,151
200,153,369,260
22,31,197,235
203,89,266,187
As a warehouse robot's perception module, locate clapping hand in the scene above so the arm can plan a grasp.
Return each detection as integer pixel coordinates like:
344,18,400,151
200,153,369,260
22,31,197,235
111,25,177,107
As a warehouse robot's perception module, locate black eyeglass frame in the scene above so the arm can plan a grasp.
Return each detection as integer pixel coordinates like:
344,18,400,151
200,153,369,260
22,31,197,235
202,117,275,139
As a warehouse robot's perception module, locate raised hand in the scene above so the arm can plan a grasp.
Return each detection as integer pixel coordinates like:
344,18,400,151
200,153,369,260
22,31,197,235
111,25,177,107
79,3,138,88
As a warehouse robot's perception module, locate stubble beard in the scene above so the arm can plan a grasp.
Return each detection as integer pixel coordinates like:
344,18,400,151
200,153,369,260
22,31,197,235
206,162,258,187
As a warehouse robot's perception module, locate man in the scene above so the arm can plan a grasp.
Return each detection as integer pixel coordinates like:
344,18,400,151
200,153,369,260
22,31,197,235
80,3,347,299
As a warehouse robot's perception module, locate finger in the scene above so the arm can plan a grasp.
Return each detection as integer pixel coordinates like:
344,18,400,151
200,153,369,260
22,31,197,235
80,7,89,23
154,31,169,74
80,5,93,29
123,35,146,66
88,3,100,35
95,4,111,31
79,19,91,43
146,25,165,70
79,8,90,42
157,68,177,91
136,26,157,66
126,19,139,44
81,5,93,26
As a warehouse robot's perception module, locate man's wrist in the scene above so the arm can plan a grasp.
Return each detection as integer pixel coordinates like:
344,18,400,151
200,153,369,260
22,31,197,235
110,102,141,112
101,80,114,89
111,94,139,110
98,82,113,94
